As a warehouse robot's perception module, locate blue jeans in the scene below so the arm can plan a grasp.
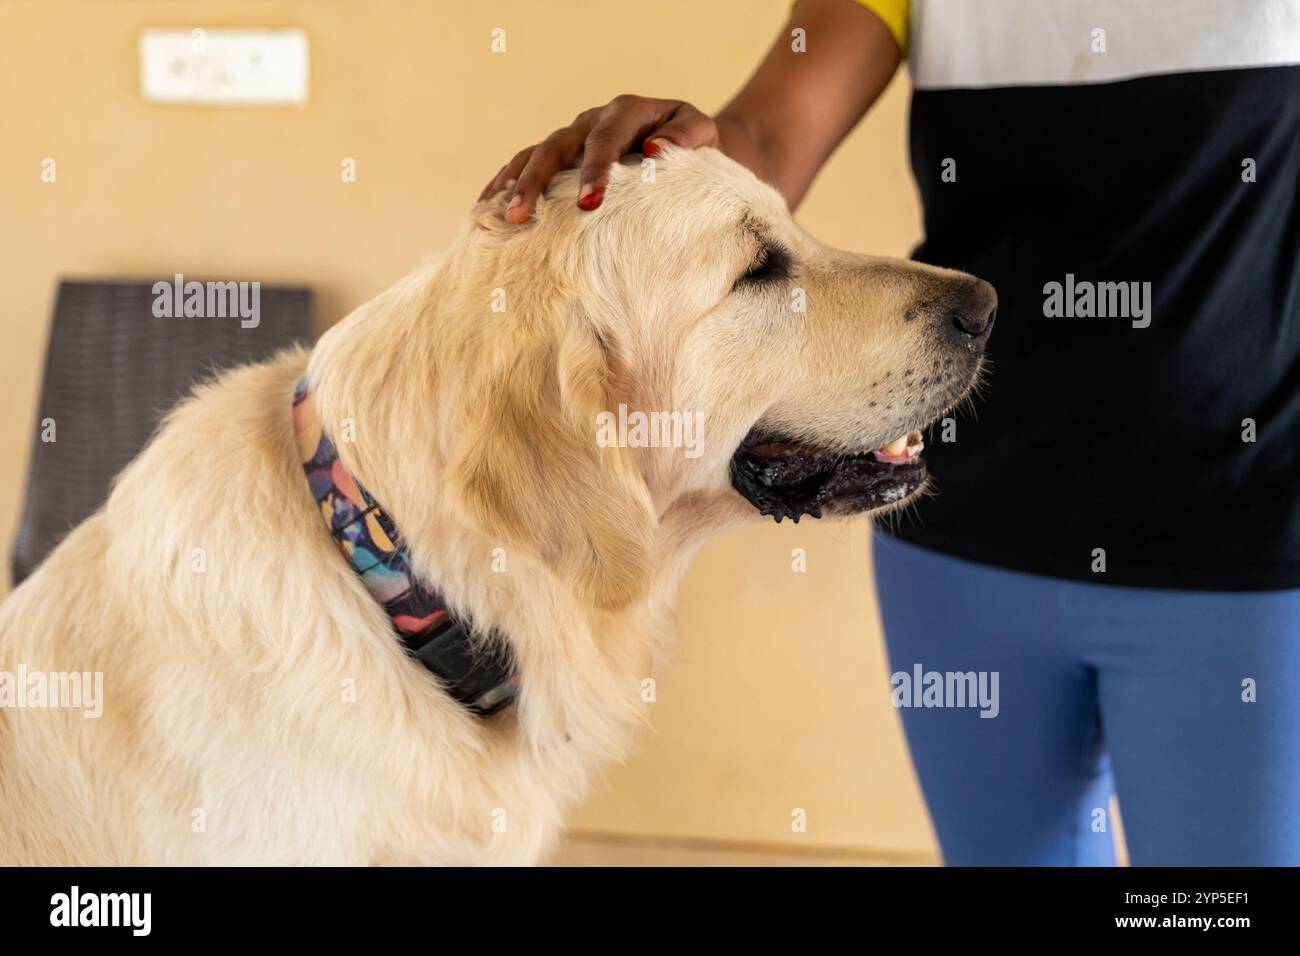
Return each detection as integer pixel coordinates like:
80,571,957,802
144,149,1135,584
872,532,1300,865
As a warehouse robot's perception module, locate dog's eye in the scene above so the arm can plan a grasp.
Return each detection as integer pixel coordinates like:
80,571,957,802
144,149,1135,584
735,245,792,289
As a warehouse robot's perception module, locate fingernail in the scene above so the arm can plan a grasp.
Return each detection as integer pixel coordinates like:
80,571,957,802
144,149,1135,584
643,139,663,157
504,195,524,221
577,184,604,211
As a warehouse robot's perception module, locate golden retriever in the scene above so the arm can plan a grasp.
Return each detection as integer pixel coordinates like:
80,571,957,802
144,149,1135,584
0,147,993,864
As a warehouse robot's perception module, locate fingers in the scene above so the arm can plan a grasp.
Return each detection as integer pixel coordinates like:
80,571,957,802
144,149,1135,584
504,119,594,224
573,96,669,210
577,100,718,210
486,97,717,223
479,147,532,202
641,103,719,158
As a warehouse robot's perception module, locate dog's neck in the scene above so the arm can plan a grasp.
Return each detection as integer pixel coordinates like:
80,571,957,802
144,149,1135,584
291,376,520,715
297,255,745,765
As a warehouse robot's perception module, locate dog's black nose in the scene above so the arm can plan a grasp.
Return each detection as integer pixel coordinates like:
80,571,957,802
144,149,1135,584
949,279,998,340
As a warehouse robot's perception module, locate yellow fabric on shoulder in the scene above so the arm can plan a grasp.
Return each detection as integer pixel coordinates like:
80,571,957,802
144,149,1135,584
855,0,909,54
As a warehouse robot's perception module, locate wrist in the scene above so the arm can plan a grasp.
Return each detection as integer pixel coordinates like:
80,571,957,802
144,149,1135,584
714,115,769,176
714,114,798,207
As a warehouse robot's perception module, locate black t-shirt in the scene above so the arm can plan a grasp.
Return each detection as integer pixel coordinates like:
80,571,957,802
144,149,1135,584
886,1,1300,590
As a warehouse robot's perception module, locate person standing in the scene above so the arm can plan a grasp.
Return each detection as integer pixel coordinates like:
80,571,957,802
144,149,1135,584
484,0,1300,864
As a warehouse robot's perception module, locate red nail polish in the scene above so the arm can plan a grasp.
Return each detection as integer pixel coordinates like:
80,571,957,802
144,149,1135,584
643,139,662,157
577,185,604,211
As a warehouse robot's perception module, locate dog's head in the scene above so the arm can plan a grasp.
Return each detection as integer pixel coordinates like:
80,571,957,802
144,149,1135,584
449,146,993,610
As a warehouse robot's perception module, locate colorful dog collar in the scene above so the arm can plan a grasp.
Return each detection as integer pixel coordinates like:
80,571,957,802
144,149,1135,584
292,378,519,716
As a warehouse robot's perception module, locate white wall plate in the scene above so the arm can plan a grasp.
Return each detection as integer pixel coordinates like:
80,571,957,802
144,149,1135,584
139,29,309,106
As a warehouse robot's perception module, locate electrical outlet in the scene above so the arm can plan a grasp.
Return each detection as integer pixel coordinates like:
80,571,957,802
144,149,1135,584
139,29,309,106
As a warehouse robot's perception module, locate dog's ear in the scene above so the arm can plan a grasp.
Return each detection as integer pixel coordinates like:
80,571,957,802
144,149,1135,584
450,322,656,611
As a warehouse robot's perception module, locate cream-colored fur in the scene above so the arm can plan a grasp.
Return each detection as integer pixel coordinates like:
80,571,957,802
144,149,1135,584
0,147,983,864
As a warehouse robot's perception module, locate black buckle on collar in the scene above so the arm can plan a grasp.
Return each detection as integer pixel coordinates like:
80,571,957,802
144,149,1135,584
403,617,519,716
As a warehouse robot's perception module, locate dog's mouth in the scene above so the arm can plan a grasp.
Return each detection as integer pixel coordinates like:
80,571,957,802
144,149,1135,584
729,428,926,522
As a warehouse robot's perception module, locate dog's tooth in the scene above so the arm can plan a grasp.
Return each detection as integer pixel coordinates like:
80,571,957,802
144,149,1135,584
881,435,909,456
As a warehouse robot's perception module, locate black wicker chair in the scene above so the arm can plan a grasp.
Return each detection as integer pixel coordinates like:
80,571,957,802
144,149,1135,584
11,279,313,586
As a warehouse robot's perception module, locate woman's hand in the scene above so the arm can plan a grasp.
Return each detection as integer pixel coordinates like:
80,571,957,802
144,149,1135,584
478,0,903,223
479,96,718,224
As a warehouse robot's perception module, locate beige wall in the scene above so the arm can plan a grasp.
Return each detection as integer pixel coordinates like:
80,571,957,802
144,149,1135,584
1,0,935,858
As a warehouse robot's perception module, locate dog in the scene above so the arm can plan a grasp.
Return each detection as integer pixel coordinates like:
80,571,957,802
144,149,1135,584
0,146,994,864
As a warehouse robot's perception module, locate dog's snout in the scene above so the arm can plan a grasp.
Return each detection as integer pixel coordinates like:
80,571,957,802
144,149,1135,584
948,279,998,340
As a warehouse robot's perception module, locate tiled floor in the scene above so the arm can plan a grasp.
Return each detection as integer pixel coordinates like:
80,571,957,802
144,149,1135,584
547,832,939,867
